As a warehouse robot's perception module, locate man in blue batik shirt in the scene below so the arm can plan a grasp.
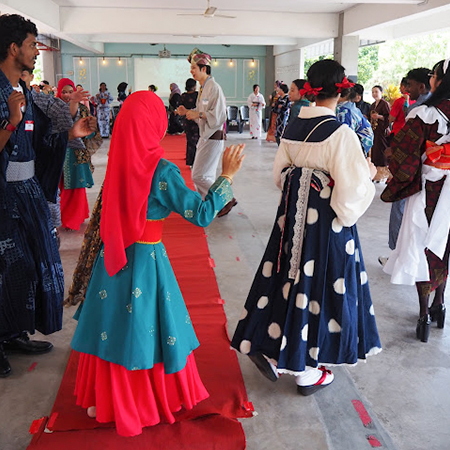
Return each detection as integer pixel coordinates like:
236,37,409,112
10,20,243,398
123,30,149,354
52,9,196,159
0,13,96,377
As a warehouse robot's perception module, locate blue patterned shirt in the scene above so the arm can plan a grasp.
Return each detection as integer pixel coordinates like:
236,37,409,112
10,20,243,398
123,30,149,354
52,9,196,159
0,69,35,163
336,101,373,156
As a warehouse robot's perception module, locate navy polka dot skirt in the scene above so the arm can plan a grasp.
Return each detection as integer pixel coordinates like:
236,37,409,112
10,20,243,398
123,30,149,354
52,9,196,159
231,167,382,374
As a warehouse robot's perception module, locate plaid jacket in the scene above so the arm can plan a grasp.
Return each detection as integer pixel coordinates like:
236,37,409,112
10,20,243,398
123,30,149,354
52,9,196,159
381,100,450,203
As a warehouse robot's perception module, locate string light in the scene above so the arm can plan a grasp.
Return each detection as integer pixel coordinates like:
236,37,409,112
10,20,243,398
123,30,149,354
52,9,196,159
213,58,218,66
250,58,255,67
229,59,234,66
118,57,122,65
79,57,83,65
102,57,106,65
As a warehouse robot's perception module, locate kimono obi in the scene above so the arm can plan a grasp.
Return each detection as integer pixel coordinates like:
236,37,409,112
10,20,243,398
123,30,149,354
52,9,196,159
136,219,164,244
424,140,450,170
6,160,35,182
209,129,225,140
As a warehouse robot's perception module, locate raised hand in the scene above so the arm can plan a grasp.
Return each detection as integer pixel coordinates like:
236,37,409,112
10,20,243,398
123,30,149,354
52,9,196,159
7,91,26,126
70,89,90,103
221,144,246,180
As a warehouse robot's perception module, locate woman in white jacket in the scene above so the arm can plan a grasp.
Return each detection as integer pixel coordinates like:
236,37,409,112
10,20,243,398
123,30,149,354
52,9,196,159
232,60,382,395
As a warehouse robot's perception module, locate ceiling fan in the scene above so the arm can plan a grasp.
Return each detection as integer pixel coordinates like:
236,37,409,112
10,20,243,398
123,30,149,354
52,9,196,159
177,0,236,19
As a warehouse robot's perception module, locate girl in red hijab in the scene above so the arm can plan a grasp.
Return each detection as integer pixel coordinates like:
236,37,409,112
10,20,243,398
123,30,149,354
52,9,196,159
56,77,94,230
71,91,245,436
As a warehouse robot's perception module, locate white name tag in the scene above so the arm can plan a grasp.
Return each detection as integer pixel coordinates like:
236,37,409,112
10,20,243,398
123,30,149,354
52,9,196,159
202,99,208,105
25,120,34,131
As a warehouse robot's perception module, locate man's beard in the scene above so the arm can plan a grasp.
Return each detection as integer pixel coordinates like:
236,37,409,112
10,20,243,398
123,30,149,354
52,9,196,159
21,58,36,72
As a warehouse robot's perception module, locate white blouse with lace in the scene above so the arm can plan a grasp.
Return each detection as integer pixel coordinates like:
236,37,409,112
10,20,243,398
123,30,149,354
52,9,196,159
273,106,375,227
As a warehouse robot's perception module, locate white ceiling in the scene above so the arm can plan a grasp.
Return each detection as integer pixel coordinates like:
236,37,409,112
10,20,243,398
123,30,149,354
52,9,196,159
1,0,450,53
53,0,354,13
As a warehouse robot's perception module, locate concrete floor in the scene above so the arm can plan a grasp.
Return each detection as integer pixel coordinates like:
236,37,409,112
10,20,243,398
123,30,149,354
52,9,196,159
1,131,450,450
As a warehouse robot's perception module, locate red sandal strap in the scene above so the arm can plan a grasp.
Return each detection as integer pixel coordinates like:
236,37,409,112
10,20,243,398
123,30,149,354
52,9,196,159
315,366,331,386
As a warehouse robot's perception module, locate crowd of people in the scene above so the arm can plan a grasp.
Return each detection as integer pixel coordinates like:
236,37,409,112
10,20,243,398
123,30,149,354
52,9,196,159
1,11,450,441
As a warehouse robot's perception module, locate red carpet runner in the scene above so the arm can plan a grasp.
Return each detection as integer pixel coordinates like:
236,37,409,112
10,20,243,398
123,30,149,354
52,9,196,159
27,135,251,450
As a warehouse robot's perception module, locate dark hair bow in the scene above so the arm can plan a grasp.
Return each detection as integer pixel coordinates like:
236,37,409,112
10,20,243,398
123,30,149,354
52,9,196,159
299,82,323,96
335,77,355,93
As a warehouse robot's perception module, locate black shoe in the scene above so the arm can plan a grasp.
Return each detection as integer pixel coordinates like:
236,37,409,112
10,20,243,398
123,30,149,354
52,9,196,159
248,353,278,382
416,315,431,343
0,345,11,377
378,256,388,267
429,303,446,329
3,333,53,354
217,198,237,218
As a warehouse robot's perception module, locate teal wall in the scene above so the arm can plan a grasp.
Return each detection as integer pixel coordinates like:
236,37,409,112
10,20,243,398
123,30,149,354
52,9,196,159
60,41,267,107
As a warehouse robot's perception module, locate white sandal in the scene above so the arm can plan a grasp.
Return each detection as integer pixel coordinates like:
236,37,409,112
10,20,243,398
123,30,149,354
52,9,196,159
296,366,334,396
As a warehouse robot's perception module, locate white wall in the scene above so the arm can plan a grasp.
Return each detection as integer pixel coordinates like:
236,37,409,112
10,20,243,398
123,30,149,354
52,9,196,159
134,58,191,96
274,49,302,85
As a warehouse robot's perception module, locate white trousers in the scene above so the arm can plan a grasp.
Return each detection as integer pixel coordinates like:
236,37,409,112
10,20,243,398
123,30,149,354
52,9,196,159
192,137,225,199
384,165,450,285
249,109,262,138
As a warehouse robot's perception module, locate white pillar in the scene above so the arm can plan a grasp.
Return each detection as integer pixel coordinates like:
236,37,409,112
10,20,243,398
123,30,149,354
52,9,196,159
334,13,359,81
40,50,56,85
299,48,305,79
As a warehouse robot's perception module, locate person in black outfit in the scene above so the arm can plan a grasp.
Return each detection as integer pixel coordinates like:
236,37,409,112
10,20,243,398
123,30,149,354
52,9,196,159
181,78,200,166
354,83,371,119
117,82,130,105
167,83,184,134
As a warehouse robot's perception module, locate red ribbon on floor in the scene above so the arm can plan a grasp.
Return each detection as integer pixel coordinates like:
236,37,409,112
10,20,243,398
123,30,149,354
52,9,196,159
29,418,46,434
367,435,382,447
47,413,59,430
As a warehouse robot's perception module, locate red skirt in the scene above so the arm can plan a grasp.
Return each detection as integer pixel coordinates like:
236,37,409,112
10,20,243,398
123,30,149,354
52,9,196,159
266,112,277,142
74,352,209,437
59,184,89,230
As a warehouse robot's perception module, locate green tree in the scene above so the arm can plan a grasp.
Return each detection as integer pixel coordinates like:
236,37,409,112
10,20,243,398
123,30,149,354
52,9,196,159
357,46,379,86
367,32,450,89
302,31,449,92
304,54,333,74
33,53,43,84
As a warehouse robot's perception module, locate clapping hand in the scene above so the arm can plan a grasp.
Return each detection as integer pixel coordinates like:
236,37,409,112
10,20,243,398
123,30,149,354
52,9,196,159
176,105,187,116
69,116,97,140
185,110,198,120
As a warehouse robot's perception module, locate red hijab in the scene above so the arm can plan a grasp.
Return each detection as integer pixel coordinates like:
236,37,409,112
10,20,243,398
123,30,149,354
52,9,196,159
56,77,76,99
101,91,167,276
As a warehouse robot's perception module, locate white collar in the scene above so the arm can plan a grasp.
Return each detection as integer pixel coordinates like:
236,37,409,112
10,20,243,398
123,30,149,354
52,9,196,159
299,106,336,119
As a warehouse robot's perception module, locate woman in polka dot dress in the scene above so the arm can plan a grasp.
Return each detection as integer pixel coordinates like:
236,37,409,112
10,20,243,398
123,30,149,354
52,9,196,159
231,60,382,395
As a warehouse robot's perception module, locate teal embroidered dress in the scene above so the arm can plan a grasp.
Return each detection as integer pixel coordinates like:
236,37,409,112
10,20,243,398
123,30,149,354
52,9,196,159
71,159,233,373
